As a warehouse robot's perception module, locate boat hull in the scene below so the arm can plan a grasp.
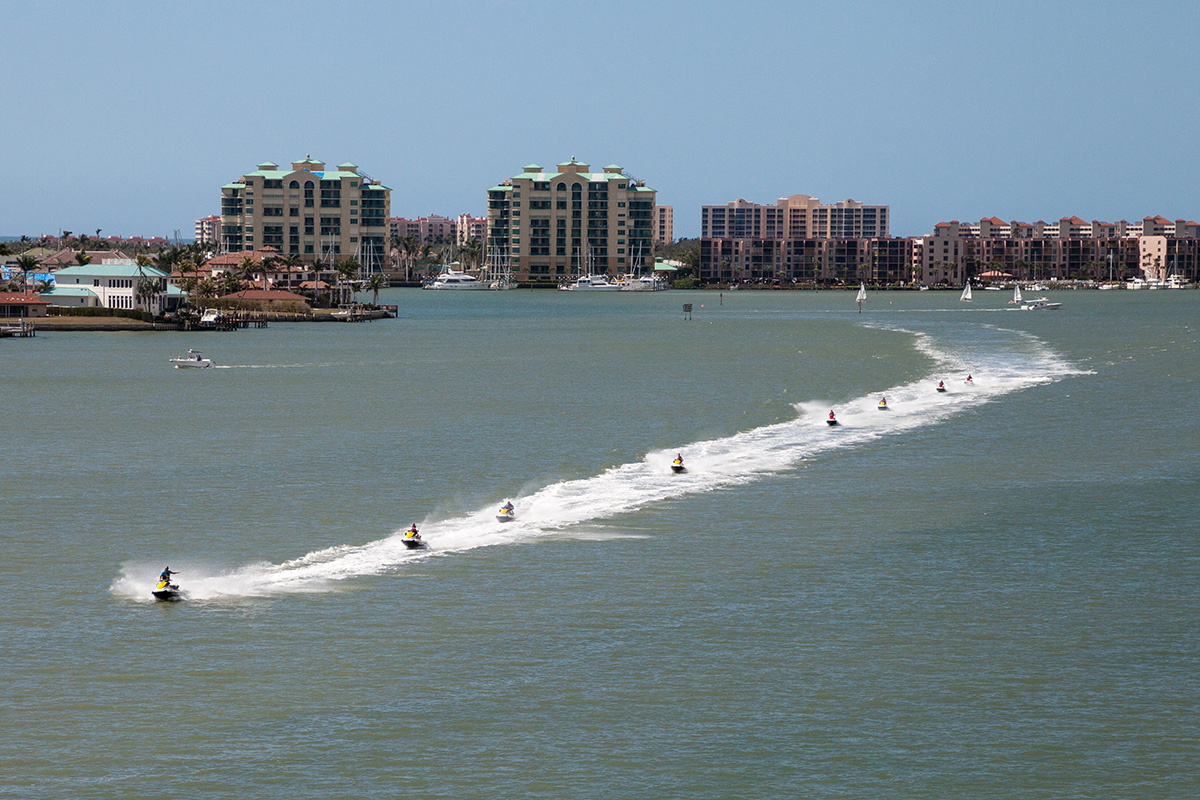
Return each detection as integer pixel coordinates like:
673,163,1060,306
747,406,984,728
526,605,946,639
152,584,183,601
671,464,686,473
496,512,515,522
401,537,427,549
826,419,839,426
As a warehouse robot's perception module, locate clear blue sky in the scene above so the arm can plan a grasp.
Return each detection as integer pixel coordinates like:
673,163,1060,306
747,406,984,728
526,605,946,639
4,0,1198,239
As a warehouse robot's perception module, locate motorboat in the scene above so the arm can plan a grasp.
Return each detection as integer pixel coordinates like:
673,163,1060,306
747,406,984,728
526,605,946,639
424,268,486,290
496,503,515,522
1021,297,1061,311
826,411,839,426
936,381,947,393
152,579,183,601
877,398,889,410
170,349,213,369
671,456,686,474
401,533,427,550
559,274,621,292
619,274,666,292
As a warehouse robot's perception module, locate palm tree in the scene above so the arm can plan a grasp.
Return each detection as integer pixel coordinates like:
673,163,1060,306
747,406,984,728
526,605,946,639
197,277,218,300
280,253,302,292
335,258,361,304
237,256,258,298
75,250,92,266
365,273,387,306
15,254,38,294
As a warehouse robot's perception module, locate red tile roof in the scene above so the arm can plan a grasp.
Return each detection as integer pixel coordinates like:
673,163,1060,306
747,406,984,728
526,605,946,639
218,289,309,302
0,292,50,305
206,249,279,267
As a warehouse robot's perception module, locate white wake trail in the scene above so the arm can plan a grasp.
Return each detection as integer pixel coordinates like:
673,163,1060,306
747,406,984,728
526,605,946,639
114,324,1086,601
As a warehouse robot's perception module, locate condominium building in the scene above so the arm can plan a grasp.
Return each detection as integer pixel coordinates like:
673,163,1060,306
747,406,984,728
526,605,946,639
702,195,889,240
698,236,915,286
919,215,1200,285
698,193,897,285
220,155,391,269
653,205,674,245
389,215,464,244
486,159,656,283
194,215,221,245
456,214,487,246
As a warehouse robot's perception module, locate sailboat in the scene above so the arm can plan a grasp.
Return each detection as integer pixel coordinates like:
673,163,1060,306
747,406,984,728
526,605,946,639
855,283,866,312
1010,285,1023,304
960,281,973,302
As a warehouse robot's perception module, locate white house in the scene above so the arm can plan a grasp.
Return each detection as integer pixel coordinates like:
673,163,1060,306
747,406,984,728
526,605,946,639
40,260,183,314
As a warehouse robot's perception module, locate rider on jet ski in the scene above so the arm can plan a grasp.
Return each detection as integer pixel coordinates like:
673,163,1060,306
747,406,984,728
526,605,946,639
405,523,421,541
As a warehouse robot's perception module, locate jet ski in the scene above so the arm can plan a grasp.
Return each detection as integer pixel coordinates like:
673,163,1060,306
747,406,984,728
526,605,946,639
671,457,686,474
877,398,889,411
152,579,183,601
401,526,427,549
496,503,515,522
826,411,839,426
936,382,947,393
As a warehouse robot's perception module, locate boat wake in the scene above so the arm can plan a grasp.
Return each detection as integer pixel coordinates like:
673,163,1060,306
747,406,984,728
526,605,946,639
113,324,1087,602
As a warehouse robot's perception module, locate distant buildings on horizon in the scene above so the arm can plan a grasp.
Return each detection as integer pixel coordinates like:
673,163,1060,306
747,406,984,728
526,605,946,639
173,153,1200,285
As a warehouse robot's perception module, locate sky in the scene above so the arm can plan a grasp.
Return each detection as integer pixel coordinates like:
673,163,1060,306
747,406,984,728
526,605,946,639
3,0,1198,239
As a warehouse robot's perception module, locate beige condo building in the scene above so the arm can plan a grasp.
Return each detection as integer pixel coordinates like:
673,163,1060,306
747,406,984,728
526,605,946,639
702,195,890,240
653,205,674,245
486,158,656,283
221,155,391,269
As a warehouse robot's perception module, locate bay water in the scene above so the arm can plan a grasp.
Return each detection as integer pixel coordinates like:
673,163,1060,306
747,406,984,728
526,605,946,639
2,288,1197,798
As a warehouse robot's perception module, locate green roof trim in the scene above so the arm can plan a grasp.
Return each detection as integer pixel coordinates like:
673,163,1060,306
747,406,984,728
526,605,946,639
488,185,513,192
40,286,98,297
605,163,623,170
53,264,170,278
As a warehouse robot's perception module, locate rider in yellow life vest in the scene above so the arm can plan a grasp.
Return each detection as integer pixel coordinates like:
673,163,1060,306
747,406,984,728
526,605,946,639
405,524,419,539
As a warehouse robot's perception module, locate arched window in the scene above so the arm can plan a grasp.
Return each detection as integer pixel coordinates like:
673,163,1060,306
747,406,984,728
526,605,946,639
556,182,567,192
289,180,300,189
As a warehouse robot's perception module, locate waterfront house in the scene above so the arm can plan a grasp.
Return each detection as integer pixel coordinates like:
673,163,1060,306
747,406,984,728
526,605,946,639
40,261,183,314
0,292,50,318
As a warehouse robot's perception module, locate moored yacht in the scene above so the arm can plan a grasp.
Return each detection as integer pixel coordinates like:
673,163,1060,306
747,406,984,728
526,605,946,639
424,268,487,290
559,274,621,291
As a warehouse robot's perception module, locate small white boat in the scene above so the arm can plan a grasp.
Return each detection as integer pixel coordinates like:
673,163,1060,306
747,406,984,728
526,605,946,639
424,268,487,290
559,274,621,292
170,349,213,369
919,284,930,291
855,283,866,313
960,281,973,302
496,503,515,522
619,274,666,292
1021,297,1062,311
1010,285,1023,304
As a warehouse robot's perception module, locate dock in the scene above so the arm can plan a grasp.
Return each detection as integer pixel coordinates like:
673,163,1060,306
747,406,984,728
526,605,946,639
0,319,36,338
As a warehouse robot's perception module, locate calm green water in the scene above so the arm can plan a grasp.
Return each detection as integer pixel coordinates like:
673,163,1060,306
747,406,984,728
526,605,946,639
2,289,1198,798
